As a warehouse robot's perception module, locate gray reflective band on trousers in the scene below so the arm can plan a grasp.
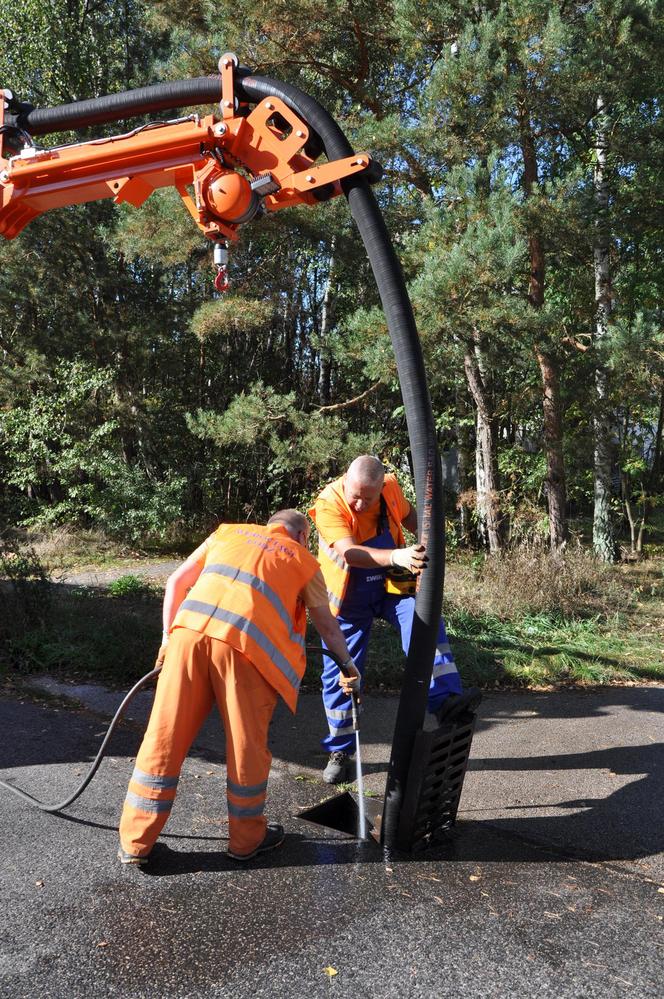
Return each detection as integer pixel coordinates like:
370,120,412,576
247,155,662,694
202,562,305,649
326,707,353,721
227,777,268,798
227,800,266,818
131,767,179,790
432,659,458,679
125,791,174,813
180,599,301,693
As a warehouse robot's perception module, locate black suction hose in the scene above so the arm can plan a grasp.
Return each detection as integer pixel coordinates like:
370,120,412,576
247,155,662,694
6,71,445,850
238,76,445,850
0,668,160,813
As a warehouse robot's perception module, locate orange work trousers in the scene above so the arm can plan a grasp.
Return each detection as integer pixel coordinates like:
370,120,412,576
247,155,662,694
119,627,278,859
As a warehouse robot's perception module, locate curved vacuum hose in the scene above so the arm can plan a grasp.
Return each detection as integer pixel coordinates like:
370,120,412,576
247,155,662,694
238,76,445,850
0,668,160,813
6,71,445,850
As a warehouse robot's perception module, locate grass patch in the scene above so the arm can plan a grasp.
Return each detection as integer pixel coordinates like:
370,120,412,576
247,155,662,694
446,609,663,688
1,583,161,686
2,535,662,694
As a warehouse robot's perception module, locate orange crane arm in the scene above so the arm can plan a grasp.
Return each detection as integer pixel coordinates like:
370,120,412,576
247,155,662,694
0,56,375,252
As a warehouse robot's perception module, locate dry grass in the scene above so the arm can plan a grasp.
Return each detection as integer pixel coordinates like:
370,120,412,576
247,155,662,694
445,544,636,622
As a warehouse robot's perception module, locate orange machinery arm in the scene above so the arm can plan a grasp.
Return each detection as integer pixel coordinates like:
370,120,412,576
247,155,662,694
0,56,375,259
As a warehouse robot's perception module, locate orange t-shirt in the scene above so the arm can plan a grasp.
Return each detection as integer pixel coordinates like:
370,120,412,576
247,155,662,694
312,473,411,546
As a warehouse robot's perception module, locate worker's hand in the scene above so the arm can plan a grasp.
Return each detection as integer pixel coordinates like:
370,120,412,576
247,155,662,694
154,643,169,672
390,543,428,574
339,660,361,694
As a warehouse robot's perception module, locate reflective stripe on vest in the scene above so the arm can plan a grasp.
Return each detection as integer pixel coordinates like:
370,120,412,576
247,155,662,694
318,539,348,571
180,599,301,693
202,562,305,649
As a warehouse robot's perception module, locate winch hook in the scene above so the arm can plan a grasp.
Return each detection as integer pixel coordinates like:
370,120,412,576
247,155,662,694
213,240,230,293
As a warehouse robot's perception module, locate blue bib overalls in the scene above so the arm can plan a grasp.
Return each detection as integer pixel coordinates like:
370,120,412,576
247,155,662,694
321,516,462,754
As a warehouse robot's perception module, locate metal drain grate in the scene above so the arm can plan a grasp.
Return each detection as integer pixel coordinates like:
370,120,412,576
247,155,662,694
397,711,477,851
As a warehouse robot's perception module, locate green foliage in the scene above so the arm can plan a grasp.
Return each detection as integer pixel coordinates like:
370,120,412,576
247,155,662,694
0,359,187,541
107,574,154,598
0,0,662,557
191,297,275,342
0,535,51,639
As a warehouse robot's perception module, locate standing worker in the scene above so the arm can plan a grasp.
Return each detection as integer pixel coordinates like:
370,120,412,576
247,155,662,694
118,509,358,865
310,455,480,784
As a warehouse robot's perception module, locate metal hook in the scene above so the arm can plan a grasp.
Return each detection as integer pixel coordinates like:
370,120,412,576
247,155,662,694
214,265,229,293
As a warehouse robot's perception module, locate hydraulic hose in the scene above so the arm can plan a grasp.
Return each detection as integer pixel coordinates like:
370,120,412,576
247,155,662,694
0,668,159,813
5,76,233,135
6,70,445,850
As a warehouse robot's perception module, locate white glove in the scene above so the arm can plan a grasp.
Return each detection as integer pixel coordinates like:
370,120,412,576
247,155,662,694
390,544,428,574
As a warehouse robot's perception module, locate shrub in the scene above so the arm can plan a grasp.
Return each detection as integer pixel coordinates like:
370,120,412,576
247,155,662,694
107,574,153,598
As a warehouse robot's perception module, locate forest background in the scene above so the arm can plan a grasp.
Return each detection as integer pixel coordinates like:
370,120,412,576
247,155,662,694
0,0,662,691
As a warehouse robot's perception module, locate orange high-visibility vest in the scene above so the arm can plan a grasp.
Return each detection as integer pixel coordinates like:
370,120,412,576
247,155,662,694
172,523,319,711
309,475,407,616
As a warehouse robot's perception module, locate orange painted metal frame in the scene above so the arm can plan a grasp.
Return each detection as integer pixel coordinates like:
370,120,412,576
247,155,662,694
0,68,372,243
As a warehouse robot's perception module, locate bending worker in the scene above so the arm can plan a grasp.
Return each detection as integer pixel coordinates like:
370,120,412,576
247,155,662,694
310,455,480,784
118,509,358,866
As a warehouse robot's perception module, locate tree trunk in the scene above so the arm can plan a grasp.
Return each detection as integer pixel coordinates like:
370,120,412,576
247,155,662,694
464,343,503,552
317,242,336,406
536,349,568,548
519,97,568,550
456,386,473,544
592,95,617,562
649,381,664,490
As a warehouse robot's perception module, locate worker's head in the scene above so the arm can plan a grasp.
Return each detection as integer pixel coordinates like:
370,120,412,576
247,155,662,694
343,455,385,514
267,509,310,547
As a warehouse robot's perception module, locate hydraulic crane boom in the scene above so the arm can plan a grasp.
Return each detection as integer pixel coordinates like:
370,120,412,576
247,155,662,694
0,55,376,288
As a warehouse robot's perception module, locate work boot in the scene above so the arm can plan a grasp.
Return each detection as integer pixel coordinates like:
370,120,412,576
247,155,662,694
436,687,482,725
322,750,353,784
117,847,150,867
227,823,285,861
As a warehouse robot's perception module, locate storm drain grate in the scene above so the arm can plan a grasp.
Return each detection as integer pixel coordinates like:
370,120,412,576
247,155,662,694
397,712,477,851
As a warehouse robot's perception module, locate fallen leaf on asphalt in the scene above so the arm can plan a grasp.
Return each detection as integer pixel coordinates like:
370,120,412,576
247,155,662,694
433,896,445,905
96,941,108,948
323,966,338,977
35,881,44,888
657,887,664,894
469,875,481,882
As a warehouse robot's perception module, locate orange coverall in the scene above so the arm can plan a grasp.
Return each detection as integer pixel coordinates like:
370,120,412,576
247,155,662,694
119,522,321,859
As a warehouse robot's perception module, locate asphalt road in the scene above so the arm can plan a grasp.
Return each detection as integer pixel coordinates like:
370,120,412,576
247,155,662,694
1,683,662,998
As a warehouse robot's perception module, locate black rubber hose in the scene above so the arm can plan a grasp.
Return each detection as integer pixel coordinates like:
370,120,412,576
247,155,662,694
6,76,227,135
237,76,445,851
0,668,160,813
